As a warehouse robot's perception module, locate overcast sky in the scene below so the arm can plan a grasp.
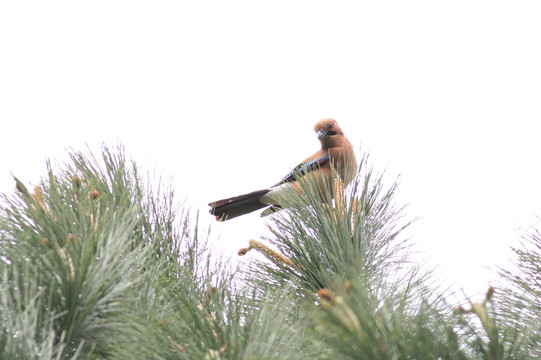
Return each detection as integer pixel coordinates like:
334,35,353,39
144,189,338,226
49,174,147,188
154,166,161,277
1,1,540,300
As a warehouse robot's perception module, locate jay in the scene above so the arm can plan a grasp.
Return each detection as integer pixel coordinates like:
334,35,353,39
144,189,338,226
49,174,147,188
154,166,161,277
209,118,356,221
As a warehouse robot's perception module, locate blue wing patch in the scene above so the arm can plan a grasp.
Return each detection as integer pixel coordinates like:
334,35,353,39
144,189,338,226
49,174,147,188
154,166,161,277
277,154,330,185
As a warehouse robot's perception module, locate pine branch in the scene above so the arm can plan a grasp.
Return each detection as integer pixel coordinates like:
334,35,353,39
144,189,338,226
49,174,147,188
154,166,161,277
245,152,415,294
4,144,541,359
1,146,152,358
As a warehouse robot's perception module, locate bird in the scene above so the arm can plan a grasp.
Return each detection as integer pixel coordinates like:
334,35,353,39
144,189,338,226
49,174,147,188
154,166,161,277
208,118,357,221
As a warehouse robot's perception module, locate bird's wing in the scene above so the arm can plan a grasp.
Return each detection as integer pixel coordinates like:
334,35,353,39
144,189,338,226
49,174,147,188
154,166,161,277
273,154,330,186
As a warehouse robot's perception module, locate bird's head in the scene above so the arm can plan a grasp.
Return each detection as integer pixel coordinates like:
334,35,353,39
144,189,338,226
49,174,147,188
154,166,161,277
314,118,344,148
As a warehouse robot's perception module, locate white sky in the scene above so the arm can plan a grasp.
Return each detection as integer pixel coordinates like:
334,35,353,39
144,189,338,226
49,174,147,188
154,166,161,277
1,1,540,301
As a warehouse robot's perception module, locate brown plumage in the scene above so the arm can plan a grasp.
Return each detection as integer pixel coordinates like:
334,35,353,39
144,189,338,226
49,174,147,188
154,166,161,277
209,118,356,221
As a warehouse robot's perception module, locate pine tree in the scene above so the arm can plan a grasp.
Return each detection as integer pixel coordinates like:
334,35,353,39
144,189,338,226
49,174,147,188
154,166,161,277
0,145,539,359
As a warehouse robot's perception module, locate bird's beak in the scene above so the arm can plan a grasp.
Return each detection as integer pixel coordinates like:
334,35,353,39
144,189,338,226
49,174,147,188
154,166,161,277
317,130,337,139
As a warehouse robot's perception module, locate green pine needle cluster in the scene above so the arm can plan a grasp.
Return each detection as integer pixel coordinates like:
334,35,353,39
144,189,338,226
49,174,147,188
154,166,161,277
1,145,540,359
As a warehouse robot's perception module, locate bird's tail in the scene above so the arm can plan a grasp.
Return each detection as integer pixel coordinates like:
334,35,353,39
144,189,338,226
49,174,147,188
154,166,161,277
209,189,271,221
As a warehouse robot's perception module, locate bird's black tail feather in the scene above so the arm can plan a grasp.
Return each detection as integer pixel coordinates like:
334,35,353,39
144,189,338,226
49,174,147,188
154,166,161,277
209,189,271,221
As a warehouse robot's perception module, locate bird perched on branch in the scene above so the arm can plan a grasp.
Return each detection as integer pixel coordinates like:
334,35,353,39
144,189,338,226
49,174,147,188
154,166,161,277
209,118,356,221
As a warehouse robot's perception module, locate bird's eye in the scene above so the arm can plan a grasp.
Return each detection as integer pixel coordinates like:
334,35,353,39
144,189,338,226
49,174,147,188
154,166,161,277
329,122,334,129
